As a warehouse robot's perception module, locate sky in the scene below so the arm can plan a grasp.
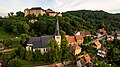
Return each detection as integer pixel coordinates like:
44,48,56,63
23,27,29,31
0,0,120,16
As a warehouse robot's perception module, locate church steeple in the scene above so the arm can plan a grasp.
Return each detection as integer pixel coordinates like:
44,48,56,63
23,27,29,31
55,17,60,35
54,17,61,46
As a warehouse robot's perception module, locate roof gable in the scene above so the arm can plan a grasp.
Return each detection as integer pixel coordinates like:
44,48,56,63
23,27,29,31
66,36,76,43
75,35,84,40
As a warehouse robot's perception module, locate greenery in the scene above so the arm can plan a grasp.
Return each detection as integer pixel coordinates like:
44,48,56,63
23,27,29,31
0,10,120,66
48,39,61,62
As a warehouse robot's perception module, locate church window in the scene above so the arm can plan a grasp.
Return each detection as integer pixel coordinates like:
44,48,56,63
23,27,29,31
44,49,46,52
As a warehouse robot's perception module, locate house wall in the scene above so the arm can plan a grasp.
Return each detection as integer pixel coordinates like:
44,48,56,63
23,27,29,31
75,32,80,35
33,48,48,54
24,9,30,16
49,13,57,16
29,10,46,16
97,44,101,49
77,40,83,45
24,9,46,16
117,36,120,40
24,9,62,17
26,46,32,51
75,49,81,55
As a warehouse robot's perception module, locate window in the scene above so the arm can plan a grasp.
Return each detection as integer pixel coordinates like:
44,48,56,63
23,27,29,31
44,49,46,52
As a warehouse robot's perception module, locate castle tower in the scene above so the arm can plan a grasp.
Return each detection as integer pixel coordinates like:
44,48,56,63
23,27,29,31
54,17,61,47
24,8,30,16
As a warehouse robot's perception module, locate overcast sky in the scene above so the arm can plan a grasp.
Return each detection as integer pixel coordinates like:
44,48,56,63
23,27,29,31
0,0,120,16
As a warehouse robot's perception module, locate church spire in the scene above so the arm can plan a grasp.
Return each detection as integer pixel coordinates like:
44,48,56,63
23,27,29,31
55,17,60,35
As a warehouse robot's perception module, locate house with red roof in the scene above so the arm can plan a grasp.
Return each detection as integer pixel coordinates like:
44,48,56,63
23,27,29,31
98,28,107,35
50,63,63,67
66,35,84,45
70,43,81,55
93,40,102,49
77,54,92,67
73,31,91,37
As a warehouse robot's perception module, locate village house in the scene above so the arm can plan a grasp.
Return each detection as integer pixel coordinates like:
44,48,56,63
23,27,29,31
70,43,81,55
98,28,107,35
106,35,114,41
26,18,61,54
73,31,91,37
112,31,120,40
93,40,102,49
50,63,63,67
97,46,107,58
24,7,62,16
77,54,92,67
112,31,120,36
66,35,84,45
97,28,107,38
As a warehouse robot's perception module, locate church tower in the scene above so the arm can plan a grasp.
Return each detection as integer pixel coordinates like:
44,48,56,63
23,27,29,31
54,17,61,47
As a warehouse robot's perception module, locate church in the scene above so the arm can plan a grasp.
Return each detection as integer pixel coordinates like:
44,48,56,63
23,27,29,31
26,18,61,54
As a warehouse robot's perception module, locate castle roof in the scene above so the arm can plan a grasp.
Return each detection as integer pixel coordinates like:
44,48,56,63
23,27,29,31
30,7,44,10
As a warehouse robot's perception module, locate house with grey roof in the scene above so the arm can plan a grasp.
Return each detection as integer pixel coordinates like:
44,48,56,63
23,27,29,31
26,18,61,54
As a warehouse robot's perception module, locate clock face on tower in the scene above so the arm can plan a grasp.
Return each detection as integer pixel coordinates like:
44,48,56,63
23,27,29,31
57,37,59,39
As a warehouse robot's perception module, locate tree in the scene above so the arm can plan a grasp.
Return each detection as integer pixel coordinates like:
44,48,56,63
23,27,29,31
48,39,61,62
8,12,14,17
23,23,30,33
14,45,26,59
3,38,13,48
43,53,49,61
20,34,30,47
60,30,71,62
16,11,24,17
25,51,34,61
7,58,22,67
2,19,14,33
83,36,93,44
34,50,43,61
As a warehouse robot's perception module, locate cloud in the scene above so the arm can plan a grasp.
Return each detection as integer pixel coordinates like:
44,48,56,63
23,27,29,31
0,0,120,16
56,0,120,13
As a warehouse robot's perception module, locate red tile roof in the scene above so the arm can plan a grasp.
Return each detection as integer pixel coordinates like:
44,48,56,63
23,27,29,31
75,35,84,40
99,46,107,51
66,36,76,43
79,54,91,64
85,32,91,35
99,28,106,35
70,43,81,50
84,54,91,63
94,40,101,49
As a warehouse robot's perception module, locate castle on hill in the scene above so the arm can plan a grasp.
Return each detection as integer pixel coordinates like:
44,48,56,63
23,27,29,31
24,7,62,16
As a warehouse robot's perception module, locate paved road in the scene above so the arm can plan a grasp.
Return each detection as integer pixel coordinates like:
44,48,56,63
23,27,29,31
0,48,15,53
84,36,106,46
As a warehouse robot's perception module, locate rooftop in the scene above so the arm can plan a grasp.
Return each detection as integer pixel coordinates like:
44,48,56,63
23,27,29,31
30,7,44,10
